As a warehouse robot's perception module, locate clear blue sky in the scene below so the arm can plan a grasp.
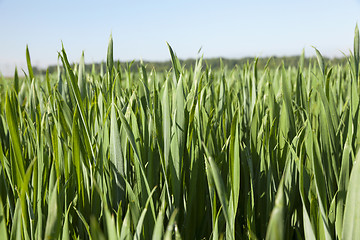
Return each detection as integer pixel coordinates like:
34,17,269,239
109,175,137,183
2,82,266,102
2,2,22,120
1,0,359,76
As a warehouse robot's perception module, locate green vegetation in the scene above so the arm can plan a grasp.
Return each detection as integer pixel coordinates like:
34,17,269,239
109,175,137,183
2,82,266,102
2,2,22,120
0,26,359,239
35,55,347,76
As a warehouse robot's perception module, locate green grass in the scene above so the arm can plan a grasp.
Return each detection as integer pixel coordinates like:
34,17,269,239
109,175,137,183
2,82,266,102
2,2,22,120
0,25,360,239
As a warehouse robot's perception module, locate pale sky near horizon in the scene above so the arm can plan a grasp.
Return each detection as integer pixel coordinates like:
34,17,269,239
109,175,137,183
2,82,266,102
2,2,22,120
1,0,360,76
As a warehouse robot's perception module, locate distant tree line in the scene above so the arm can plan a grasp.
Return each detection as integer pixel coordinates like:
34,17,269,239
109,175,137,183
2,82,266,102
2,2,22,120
33,55,348,75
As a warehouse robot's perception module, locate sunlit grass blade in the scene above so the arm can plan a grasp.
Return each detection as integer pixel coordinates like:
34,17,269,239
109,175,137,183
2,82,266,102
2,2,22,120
61,205,71,240
229,109,240,213
107,34,114,74
281,64,296,140
72,108,84,205
5,91,25,181
120,206,132,240
354,24,359,81
204,144,232,239
19,159,35,239
0,197,8,240
164,209,178,240
10,201,22,240
26,45,34,81
162,78,171,170
152,201,166,240
110,101,125,204
342,151,360,240
14,67,19,94
336,110,353,238
265,179,285,240
104,207,118,240
314,47,325,77
44,180,62,239
73,206,92,239
166,42,181,81
134,187,156,240
78,51,87,99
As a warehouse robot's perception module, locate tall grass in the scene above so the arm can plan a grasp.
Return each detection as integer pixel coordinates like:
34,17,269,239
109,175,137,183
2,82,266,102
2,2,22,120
0,25,360,239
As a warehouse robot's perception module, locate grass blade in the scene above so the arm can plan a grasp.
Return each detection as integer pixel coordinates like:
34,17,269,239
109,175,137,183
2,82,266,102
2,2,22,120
107,34,114,73
44,181,62,239
354,24,359,81
265,179,285,240
26,45,34,81
342,151,360,240
0,197,8,240
5,91,25,181
78,51,87,99
166,42,181,81
152,201,166,240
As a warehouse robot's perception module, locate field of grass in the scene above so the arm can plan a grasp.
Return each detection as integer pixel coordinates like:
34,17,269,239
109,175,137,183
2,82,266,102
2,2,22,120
0,26,359,239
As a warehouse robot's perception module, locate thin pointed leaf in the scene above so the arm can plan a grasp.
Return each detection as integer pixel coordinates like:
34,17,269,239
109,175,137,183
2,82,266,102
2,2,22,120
26,45,34,81
342,151,360,240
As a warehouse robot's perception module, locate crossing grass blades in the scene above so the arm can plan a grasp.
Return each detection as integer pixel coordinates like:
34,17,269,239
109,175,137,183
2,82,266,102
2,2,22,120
0,25,360,239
